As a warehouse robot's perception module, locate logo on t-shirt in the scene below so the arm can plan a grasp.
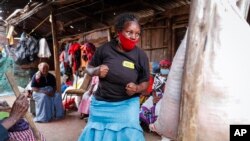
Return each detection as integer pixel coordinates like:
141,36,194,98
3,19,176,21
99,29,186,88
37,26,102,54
122,61,135,69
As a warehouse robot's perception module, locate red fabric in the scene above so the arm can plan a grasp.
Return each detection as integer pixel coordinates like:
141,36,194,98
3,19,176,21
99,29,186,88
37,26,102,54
68,43,81,73
68,43,80,55
81,43,96,61
159,59,171,67
65,80,73,86
147,75,154,94
63,98,76,110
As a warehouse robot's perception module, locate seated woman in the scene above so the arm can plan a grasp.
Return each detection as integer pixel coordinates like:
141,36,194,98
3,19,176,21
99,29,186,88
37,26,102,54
140,61,160,105
31,62,64,122
0,95,45,141
140,59,171,127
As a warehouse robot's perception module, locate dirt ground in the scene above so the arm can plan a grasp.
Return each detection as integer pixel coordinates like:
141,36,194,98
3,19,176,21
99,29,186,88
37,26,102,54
0,95,161,141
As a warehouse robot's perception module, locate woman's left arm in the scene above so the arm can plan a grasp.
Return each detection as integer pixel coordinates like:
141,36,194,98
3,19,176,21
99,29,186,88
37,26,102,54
126,49,150,96
136,81,149,93
126,81,149,96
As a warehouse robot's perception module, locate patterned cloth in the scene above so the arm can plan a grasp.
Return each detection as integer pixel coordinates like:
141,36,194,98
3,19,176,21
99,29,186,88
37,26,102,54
8,119,29,132
8,127,46,141
140,74,167,125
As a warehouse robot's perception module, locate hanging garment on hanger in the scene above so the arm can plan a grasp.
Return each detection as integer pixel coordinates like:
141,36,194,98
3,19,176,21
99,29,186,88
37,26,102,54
38,38,51,58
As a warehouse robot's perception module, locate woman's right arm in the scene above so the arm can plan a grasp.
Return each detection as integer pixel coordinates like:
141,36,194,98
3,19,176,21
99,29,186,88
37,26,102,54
1,95,28,130
86,64,109,78
31,71,41,93
86,64,100,76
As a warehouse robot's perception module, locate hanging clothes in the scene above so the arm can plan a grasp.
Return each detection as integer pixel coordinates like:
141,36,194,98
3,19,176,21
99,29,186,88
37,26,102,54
38,38,51,58
64,43,70,63
80,42,96,69
68,43,81,74
14,32,39,65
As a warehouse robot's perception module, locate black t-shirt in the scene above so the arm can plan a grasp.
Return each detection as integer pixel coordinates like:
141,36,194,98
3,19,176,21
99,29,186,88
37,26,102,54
31,73,56,88
90,40,150,102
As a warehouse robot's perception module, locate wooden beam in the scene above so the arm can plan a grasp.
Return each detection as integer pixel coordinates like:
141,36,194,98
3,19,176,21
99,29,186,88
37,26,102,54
94,1,137,15
177,0,209,141
56,0,86,10
171,26,176,60
31,16,51,29
139,0,165,12
55,1,101,16
53,0,81,5
164,5,190,18
64,16,87,27
28,15,50,35
6,2,52,26
74,9,110,26
143,46,168,51
172,23,188,29
46,14,109,37
5,71,41,141
166,19,173,60
50,10,61,93
58,26,111,42
142,26,168,30
140,12,167,25
47,6,109,37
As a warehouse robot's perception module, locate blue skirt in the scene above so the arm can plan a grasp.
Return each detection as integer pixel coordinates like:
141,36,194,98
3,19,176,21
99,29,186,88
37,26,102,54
78,96,145,141
33,86,64,122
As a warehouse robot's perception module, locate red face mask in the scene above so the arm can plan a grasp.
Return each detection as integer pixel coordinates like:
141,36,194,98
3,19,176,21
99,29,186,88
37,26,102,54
118,32,138,51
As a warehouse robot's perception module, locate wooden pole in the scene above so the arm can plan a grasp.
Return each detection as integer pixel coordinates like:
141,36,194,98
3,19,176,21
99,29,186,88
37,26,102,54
171,20,176,60
50,9,61,93
107,28,111,42
177,0,210,141
5,71,41,141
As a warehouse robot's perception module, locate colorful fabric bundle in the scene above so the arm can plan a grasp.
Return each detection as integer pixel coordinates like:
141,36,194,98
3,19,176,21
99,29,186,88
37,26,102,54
63,97,76,110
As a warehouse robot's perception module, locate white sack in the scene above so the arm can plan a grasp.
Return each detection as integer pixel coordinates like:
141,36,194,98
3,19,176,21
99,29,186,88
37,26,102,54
180,1,250,140
154,30,187,139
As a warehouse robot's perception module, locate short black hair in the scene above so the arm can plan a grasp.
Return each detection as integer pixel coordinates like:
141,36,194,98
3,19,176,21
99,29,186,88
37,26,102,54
114,13,139,32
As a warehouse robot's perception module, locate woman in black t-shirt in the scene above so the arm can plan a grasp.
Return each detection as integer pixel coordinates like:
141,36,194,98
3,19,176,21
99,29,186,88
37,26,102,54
78,13,150,141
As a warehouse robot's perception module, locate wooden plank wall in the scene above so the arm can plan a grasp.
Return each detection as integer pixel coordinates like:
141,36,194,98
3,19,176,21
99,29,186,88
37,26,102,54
59,27,110,48
141,5,189,62
58,5,190,63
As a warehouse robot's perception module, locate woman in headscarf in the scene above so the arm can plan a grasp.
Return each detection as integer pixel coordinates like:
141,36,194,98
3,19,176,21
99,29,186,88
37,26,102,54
31,62,64,122
140,59,171,128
